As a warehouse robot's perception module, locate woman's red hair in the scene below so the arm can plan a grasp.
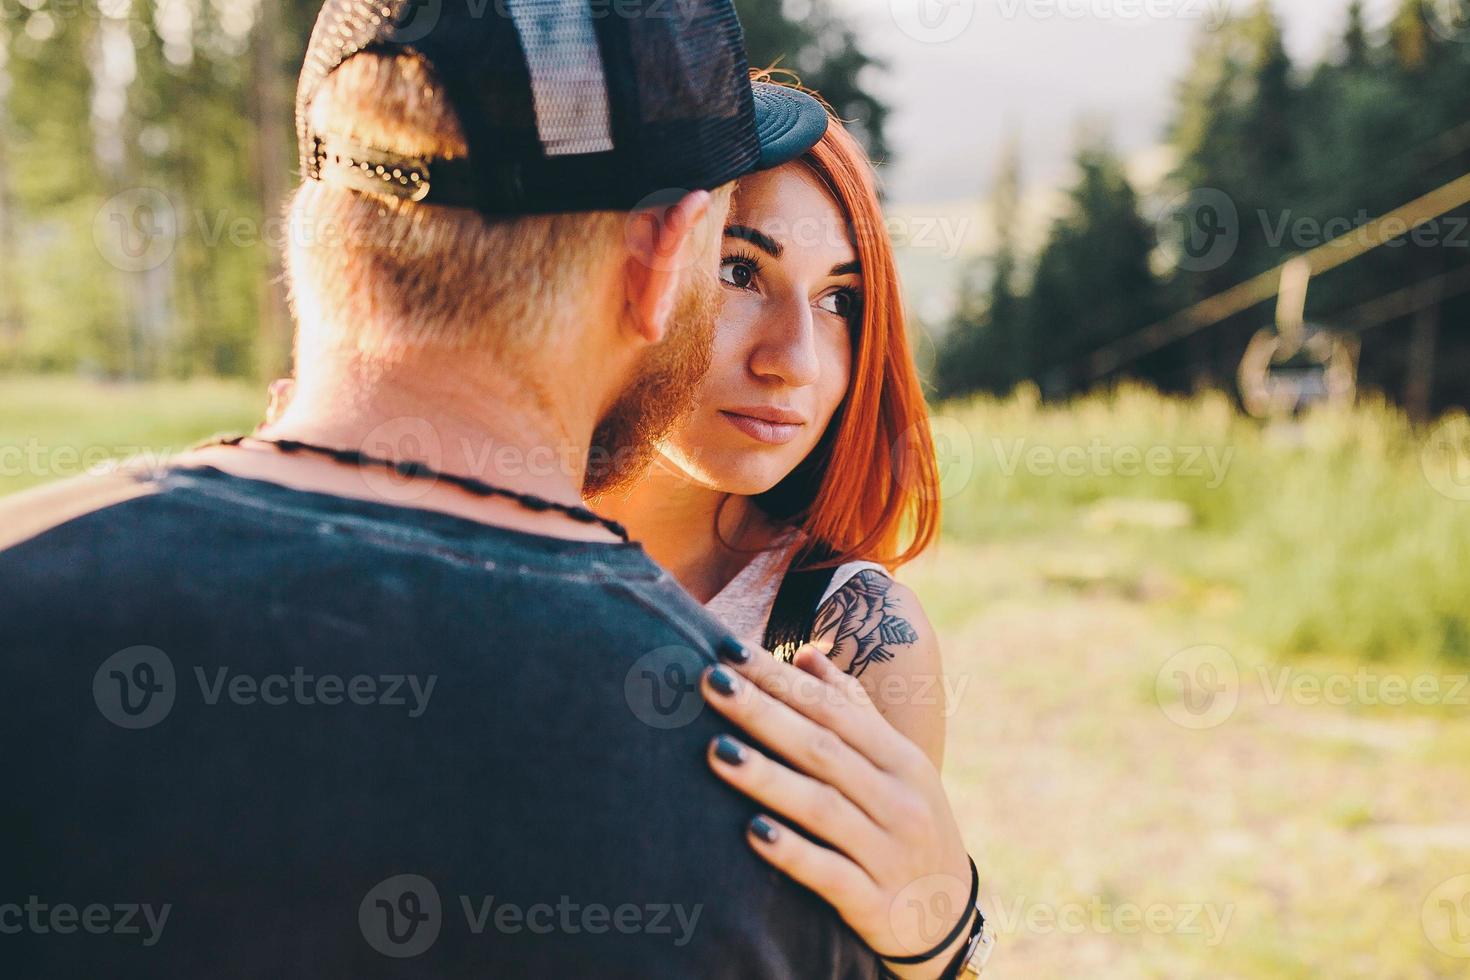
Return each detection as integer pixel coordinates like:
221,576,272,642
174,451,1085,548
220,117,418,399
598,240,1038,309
751,81,941,571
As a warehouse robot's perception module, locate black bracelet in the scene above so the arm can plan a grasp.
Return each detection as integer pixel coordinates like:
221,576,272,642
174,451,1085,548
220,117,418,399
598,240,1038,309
938,901,988,979
880,857,980,967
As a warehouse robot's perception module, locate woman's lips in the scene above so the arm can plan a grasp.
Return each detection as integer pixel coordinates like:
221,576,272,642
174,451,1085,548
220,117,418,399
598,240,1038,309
719,410,805,446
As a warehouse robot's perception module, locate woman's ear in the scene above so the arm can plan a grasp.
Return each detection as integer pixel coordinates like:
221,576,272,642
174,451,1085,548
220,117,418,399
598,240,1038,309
622,190,715,344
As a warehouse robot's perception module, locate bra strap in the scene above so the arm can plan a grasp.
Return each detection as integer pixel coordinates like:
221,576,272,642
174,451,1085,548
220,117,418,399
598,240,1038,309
762,542,839,659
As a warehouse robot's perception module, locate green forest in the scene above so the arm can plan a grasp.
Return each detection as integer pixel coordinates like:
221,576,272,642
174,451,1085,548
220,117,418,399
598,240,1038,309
940,0,1470,419
2,0,1468,418
0,0,885,380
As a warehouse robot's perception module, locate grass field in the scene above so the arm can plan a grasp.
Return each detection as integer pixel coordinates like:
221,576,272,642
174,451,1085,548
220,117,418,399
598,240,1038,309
915,387,1470,977
913,538,1470,978
3,374,1468,976
0,375,264,496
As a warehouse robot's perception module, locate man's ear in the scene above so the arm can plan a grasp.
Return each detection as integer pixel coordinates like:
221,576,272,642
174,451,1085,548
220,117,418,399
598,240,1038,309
622,190,714,345
265,378,296,427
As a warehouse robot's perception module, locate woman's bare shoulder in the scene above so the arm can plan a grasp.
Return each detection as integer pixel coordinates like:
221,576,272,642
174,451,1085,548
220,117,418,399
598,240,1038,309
810,570,946,765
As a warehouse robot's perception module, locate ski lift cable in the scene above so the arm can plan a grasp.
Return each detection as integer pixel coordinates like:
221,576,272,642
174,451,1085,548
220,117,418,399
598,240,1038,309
1336,263,1470,334
1086,170,1470,380
1383,118,1470,175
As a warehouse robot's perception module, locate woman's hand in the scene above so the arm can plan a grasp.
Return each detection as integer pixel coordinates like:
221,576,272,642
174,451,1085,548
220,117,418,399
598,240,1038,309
702,644,976,979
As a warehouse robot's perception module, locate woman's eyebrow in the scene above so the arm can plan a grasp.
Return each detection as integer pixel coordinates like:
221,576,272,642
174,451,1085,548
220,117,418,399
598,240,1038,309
724,224,783,257
830,260,861,276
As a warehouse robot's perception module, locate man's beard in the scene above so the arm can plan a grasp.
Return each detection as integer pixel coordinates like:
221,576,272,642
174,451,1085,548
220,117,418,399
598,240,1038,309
583,269,719,499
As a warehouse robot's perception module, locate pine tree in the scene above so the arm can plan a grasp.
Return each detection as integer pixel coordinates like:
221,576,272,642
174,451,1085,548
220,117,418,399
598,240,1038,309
1342,0,1371,70
1243,2,1295,186
936,137,1025,398
985,139,1026,382
1023,135,1164,395
735,0,889,163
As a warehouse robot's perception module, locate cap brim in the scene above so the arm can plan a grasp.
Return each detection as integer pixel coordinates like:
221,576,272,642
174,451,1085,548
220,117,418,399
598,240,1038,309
750,82,830,171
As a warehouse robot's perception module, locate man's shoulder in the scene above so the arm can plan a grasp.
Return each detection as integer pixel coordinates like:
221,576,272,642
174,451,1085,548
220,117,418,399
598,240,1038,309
0,462,729,647
0,464,164,554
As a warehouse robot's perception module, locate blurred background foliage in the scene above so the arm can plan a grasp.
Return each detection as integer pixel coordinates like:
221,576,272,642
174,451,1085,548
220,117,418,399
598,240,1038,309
937,384,1470,667
938,0,1470,419
4,0,1470,674
5,0,1467,414
7,8,1470,972
0,0,884,379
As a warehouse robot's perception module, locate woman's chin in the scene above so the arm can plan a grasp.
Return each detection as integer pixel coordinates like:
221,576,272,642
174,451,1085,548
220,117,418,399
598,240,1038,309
661,442,795,497
702,461,789,498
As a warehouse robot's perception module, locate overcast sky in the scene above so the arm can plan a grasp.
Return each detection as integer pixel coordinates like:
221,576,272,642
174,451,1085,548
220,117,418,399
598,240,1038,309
812,0,1408,322
829,0,1404,205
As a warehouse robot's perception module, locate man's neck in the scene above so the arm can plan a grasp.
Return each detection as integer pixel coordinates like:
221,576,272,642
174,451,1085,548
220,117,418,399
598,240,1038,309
185,348,621,542
599,459,782,601
275,350,590,498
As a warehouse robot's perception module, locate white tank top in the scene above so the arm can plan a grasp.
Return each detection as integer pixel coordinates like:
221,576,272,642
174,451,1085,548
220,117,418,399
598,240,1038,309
702,532,892,645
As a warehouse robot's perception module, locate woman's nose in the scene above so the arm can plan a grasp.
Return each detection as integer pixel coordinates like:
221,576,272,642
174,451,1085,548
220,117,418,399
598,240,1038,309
748,296,821,388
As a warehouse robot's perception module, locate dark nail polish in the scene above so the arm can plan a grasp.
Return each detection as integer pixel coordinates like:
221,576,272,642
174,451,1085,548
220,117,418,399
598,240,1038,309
717,636,751,664
708,666,737,697
750,816,779,844
714,735,747,766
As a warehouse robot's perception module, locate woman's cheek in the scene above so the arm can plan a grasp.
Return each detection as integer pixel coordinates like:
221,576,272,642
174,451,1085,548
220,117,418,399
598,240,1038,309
815,328,853,429
713,291,761,352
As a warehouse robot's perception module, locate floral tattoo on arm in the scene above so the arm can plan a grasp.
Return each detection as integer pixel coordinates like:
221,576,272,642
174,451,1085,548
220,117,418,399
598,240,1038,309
811,571,919,678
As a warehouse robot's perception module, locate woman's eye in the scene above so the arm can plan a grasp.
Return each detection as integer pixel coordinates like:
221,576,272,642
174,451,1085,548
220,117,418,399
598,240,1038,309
720,258,756,290
817,290,857,319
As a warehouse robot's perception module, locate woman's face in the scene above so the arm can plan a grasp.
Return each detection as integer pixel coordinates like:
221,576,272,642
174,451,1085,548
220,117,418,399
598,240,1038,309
658,164,859,496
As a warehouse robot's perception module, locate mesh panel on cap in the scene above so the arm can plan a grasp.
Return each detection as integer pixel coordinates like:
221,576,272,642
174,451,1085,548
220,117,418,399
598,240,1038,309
506,0,615,156
623,1,758,187
295,0,762,214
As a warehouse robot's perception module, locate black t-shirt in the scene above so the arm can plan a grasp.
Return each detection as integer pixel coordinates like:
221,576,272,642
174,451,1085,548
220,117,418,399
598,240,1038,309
0,464,878,978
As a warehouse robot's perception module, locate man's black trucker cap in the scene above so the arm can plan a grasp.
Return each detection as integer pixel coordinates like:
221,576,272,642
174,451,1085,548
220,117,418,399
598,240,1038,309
295,0,830,215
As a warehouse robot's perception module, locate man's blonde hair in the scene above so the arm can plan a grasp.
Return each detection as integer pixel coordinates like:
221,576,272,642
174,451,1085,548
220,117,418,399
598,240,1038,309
286,52,633,359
